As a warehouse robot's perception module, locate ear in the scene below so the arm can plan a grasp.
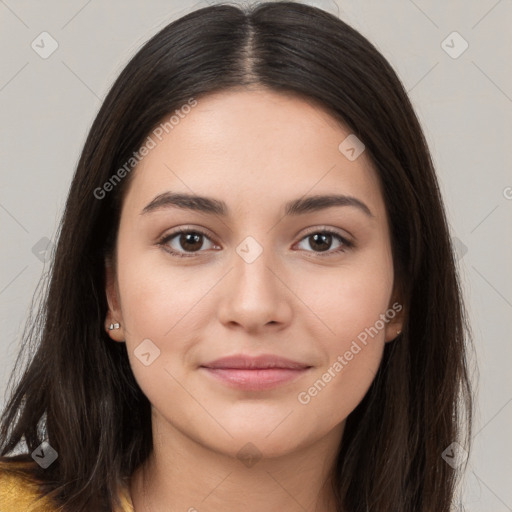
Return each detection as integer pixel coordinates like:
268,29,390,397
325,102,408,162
383,287,405,343
105,258,125,342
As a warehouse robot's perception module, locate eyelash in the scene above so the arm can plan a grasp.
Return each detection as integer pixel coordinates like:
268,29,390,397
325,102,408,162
158,227,354,259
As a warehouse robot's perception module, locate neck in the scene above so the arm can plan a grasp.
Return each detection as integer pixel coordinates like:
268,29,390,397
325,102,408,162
130,410,343,512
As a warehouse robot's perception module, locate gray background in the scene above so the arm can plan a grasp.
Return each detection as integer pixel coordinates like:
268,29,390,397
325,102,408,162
1,0,511,509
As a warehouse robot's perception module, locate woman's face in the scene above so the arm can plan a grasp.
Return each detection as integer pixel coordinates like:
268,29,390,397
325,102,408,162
106,88,403,458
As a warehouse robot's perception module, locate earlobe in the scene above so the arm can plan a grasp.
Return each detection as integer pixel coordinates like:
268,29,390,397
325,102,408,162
384,291,405,343
384,327,402,343
104,260,125,342
105,319,125,342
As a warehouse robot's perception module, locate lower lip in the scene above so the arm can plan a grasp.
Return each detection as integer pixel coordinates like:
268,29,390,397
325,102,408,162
200,367,310,391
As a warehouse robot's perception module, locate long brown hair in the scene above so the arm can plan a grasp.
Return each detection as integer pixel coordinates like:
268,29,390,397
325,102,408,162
0,2,474,510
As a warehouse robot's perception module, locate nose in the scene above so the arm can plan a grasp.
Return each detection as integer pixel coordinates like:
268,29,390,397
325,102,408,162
216,240,293,333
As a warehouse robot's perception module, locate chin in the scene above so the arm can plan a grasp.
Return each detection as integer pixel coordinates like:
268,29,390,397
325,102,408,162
207,425,312,461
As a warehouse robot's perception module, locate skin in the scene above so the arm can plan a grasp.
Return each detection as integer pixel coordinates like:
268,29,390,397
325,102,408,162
105,88,404,511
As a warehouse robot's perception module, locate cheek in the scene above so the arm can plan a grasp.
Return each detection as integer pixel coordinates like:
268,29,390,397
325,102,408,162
116,245,213,340
297,249,394,351
114,247,204,374
294,252,393,422
114,256,213,415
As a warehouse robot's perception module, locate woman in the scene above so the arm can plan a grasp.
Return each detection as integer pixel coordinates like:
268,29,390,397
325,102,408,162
0,1,473,511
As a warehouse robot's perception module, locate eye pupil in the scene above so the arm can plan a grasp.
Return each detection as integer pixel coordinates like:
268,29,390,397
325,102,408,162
310,233,332,252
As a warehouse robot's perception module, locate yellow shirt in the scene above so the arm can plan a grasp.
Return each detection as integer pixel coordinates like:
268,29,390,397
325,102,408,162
0,460,134,512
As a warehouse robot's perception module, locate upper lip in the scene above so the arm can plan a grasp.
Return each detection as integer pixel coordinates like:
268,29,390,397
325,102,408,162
201,354,311,370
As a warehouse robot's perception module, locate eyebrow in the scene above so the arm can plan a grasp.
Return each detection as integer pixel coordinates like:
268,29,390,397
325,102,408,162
141,191,373,218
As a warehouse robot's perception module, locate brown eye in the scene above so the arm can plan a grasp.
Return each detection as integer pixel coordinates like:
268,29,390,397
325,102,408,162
296,230,352,256
307,233,333,252
160,228,217,257
177,232,204,252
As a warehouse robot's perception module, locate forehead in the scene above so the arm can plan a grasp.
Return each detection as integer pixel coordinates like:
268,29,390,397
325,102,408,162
121,88,386,221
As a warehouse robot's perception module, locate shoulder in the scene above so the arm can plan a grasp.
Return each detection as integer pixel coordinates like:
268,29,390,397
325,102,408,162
0,459,57,512
0,458,135,512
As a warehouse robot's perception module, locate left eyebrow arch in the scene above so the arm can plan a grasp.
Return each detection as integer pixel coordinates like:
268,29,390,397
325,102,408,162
140,191,374,218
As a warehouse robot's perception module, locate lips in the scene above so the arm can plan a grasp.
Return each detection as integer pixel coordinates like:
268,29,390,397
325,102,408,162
199,354,312,391
201,354,311,370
